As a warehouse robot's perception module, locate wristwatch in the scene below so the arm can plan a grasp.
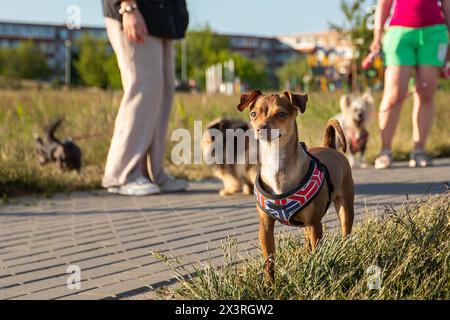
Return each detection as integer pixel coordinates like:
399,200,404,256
119,2,138,15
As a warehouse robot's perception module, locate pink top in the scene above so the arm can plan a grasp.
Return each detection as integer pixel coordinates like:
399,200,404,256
389,0,445,28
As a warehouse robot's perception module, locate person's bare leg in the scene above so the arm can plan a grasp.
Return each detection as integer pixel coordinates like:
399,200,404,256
412,66,440,150
378,66,413,150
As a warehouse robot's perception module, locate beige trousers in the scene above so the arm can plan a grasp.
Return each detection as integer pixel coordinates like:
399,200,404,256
102,18,174,188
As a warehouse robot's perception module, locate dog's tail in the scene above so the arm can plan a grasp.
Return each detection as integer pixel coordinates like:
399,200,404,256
45,118,63,144
321,119,347,153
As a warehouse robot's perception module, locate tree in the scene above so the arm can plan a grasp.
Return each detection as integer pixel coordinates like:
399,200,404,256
330,0,375,65
0,50,5,75
105,54,122,89
0,41,51,80
233,54,269,90
74,34,114,88
175,25,230,88
276,57,309,90
174,25,270,90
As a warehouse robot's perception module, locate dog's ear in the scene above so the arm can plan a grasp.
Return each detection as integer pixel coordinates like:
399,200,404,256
35,136,44,147
237,90,263,112
283,91,308,113
340,95,351,113
205,118,223,131
362,91,374,107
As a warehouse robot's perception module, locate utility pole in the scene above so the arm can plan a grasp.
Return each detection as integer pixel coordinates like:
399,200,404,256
65,39,72,87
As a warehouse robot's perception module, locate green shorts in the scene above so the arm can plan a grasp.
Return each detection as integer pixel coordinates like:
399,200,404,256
383,24,449,67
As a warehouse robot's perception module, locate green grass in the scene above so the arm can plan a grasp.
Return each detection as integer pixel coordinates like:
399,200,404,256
152,193,449,300
0,88,449,196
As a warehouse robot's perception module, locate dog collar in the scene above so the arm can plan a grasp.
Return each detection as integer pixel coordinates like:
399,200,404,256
254,157,326,227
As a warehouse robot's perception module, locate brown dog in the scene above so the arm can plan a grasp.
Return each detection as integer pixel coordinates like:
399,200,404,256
202,118,257,196
237,90,354,283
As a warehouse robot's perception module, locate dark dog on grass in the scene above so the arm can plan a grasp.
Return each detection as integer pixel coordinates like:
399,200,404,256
35,118,82,172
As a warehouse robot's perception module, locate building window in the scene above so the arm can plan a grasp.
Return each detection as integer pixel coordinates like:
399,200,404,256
0,23,55,39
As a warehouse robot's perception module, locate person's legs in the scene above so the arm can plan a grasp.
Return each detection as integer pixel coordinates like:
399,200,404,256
145,39,175,185
412,66,440,150
102,18,164,188
148,39,188,192
378,66,413,151
407,24,448,167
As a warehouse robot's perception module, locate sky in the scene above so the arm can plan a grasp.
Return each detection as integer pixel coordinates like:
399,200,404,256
0,0,346,36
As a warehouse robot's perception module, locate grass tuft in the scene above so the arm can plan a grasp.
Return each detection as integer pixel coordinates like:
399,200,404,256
153,193,449,300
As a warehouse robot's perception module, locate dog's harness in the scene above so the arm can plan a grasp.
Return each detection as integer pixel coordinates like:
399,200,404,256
347,128,369,154
254,143,334,227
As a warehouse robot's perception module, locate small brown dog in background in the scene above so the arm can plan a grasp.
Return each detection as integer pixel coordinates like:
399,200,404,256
202,118,257,196
336,91,375,168
238,90,354,283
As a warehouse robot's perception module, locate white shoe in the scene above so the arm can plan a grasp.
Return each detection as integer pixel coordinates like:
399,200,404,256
112,177,160,196
107,187,120,194
374,150,393,170
160,175,188,193
409,150,433,168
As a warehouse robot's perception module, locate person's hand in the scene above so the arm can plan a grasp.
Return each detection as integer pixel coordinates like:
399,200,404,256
122,8,148,44
369,38,382,54
442,61,450,79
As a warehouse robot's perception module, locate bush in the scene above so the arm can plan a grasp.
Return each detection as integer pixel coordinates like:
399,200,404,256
276,56,310,91
0,41,51,80
74,34,121,89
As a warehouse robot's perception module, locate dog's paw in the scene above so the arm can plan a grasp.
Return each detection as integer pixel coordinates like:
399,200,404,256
242,184,253,195
360,162,369,169
219,189,234,196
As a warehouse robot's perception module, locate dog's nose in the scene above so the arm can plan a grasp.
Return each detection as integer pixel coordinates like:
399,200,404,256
257,124,270,133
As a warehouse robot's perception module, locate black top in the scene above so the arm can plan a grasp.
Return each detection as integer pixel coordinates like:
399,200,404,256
102,0,189,39
102,0,121,21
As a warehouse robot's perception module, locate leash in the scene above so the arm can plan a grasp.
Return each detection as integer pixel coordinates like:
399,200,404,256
374,90,415,116
70,132,108,141
350,85,413,117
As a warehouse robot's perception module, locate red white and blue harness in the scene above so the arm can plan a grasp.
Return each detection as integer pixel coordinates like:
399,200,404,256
254,143,334,227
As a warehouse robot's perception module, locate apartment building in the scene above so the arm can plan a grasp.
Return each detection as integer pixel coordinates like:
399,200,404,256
277,30,354,58
227,33,301,83
0,21,107,75
0,21,355,86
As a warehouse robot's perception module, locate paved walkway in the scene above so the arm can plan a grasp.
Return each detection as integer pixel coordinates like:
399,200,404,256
0,159,449,300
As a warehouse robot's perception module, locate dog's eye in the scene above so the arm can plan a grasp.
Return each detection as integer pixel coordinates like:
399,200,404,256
250,112,257,117
277,112,287,118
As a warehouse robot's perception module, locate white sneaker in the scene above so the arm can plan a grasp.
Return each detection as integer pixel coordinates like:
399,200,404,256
107,187,120,194
160,175,188,193
112,177,160,196
374,150,393,170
